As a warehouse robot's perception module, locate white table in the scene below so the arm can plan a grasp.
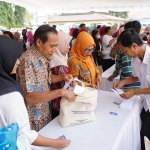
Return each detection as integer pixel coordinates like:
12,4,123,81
31,90,141,150
101,65,120,92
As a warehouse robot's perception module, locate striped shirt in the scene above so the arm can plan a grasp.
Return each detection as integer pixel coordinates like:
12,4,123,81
113,49,141,89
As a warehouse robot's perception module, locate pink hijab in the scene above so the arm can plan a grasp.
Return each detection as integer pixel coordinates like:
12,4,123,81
26,31,34,45
50,31,72,68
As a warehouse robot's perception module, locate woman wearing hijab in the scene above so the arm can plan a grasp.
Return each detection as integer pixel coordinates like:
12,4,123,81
3,31,22,80
50,31,72,119
68,31,102,88
0,36,71,149
26,30,34,49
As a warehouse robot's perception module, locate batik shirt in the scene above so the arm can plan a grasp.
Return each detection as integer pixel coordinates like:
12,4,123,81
17,45,51,131
68,56,99,87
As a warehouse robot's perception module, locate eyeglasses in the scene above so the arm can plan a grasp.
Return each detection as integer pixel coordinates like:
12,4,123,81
85,48,95,53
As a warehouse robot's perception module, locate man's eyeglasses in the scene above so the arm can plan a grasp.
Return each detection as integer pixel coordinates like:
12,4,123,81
85,48,95,53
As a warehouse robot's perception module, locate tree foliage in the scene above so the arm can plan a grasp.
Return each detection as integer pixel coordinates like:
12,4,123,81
0,1,15,29
14,5,26,28
109,11,129,19
24,10,33,27
0,1,26,29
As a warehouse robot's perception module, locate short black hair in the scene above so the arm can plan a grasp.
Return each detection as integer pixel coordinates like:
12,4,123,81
3,31,14,39
52,25,56,29
104,26,111,33
34,25,58,44
97,25,101,29
72,28,79,39
117,28,143,47
79,23,85,28
124,20,141,34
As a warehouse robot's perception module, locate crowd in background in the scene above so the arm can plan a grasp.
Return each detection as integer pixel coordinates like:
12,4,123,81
1,21,150,150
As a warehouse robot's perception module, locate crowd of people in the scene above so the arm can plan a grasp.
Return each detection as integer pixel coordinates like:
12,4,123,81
0,21,150,150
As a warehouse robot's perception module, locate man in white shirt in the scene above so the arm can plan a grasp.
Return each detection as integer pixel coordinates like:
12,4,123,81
114,28,150,150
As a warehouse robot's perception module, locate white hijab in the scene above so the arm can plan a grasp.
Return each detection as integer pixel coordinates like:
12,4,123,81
50,31,72,68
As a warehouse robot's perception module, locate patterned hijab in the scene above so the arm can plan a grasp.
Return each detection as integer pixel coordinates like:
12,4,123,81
0,36,24,97
70,31,96,84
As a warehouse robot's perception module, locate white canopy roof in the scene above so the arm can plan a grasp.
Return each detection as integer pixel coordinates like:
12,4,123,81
1,0,150,13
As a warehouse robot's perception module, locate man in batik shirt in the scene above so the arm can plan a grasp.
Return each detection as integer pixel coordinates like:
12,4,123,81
17,25,76,131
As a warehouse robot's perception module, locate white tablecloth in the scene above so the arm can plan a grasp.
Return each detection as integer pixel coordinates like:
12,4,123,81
31,90,141,150
101,65,120,92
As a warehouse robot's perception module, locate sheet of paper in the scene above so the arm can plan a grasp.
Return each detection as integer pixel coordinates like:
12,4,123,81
115,88,124,94
111,88,119,94
119,97,135,110
63,79,73,89
59,135,67,139
111,88,124,94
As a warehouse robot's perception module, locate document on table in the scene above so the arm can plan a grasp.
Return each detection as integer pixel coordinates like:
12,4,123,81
111,88,135,110
119,97,135,110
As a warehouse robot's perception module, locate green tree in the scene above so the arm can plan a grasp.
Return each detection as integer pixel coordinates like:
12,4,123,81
109,11,128,19
14,5,26,28
24,10,33,27
0,1,15,29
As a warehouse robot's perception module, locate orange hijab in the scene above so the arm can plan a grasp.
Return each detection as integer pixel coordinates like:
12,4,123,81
70,31,96,84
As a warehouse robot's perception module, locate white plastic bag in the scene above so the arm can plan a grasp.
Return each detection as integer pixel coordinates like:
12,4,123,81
59,85,98,127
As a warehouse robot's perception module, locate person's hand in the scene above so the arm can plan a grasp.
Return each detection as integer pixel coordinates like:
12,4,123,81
97,74,102,88
113,81,124,89
52,138,71,149
61,89,76,102
61,74,73,82
88,84,97,89
98,50,103,55
108,75,114,81
120,89,136,99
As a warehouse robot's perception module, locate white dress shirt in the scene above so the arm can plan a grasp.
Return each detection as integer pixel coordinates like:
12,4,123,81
131,45,150,111
0,92,38,144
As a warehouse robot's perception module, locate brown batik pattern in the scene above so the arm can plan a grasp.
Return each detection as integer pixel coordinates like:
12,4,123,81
17,45,51,131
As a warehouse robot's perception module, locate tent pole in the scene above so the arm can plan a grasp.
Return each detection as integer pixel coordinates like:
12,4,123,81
36,11,38,26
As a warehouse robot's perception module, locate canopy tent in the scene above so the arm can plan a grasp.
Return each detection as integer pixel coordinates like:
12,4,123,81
48,12,126,23
0,0,150,13
129,9,150,20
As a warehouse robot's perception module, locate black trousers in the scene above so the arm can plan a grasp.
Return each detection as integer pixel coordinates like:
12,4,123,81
141,108,150,150
102,59,115,72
